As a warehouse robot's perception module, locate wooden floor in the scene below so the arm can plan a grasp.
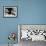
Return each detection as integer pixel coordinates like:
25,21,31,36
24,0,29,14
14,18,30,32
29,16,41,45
0,40,46,46
19,39,46,46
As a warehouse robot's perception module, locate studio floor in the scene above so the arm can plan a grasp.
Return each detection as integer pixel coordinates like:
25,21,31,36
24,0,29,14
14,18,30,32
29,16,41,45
19,39,46,46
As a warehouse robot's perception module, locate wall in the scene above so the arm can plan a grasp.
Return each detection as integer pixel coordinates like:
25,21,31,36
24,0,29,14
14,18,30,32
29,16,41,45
18,0,46,24
0,0,46,45
0,0,18,44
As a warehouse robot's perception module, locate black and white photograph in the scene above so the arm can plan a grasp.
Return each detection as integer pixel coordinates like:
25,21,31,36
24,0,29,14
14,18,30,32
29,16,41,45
4,6,17,17
18,25,46,41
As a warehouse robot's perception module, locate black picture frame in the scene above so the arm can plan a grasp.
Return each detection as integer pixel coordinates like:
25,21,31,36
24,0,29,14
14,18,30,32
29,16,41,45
3,6,18,18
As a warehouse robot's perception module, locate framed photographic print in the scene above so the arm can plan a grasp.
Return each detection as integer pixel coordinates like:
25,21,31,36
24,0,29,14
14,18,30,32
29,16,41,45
18,24,46,42
3,6,17,18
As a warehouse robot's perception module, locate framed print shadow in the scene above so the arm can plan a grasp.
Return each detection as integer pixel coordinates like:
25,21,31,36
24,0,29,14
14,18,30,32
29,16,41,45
3,6,17,18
